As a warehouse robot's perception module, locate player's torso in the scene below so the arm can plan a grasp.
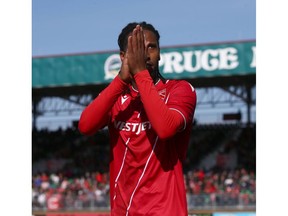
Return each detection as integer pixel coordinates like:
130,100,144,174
109,79,176,154
107,80,189,215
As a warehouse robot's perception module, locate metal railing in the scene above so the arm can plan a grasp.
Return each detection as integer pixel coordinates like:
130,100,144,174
32,192,256,212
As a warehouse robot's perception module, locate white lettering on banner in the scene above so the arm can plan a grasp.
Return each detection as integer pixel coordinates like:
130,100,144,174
103,46,255,79
114,120,152,135
159,47,239,74
183,51,202,72
201,49,219,71
219,47,239,69
160,52,184,73
250,46,256,68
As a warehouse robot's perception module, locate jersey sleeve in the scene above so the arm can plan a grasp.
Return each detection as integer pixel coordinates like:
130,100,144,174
78,75,128,135
165,80,197,131
134,70,197,139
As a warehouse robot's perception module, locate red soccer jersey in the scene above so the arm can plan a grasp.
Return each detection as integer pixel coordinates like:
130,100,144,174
79,70,197,216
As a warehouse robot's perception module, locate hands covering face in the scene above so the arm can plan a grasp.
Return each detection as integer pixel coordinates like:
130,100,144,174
119,25,147,83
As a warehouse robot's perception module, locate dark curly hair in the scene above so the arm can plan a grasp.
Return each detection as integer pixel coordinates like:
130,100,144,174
118,21,160,52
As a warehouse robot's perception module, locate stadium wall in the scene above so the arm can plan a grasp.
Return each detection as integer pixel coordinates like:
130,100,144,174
32,209,256,216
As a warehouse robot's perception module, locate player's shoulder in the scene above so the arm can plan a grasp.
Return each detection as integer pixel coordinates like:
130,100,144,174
167,79,196,93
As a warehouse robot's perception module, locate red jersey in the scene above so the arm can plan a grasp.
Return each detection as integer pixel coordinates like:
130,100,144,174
79,70,197,216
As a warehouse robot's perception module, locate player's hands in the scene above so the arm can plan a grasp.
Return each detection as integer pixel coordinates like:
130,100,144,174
119,51,132,84
127,25,146,76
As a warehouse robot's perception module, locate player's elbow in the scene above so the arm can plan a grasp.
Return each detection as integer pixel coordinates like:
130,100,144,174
155,115,183,140
78,123,90,136
78,118,94,136
156,127,176,140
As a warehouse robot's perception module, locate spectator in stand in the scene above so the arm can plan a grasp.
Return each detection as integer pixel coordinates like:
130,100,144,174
203,178,218,205
37,188,47,208
196,168,205,181
204,179,217,194
33,174,42,188
94,171,104,184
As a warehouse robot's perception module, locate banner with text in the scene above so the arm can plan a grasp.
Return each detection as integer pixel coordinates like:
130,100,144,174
32,41,256,88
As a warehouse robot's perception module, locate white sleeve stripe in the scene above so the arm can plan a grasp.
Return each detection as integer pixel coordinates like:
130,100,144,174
169,108,186,131
188,83,195,92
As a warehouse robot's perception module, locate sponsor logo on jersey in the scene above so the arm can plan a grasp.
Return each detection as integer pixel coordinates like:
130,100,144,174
114,120,151,135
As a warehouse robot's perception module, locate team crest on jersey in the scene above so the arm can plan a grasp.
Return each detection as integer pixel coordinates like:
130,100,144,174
158,89,166,100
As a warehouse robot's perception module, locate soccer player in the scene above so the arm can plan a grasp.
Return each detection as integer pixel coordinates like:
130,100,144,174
79,22,197,216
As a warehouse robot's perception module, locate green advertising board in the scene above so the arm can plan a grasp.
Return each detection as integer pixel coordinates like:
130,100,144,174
32,41,255,88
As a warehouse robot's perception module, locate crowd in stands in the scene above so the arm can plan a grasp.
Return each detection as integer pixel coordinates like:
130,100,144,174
32,123,256,210
32,171,110,210
185,167,255,207
32,168,256,210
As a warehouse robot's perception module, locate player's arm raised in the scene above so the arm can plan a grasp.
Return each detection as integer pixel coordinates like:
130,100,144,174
78,74,128,136
127,26,196,139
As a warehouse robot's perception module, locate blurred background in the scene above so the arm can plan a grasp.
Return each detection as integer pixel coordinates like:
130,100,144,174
31,1,256,216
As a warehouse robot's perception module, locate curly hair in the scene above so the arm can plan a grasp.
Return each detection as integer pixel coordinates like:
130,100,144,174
118,21,160,52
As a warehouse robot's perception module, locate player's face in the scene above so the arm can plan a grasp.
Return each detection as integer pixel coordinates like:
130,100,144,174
143,30,161,79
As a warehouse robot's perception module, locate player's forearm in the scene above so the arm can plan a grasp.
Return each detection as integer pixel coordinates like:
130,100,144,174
78,75,128,135
134,70,184,139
